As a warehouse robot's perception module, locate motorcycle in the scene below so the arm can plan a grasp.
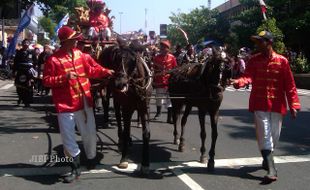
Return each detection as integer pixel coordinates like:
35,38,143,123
14,62,38,107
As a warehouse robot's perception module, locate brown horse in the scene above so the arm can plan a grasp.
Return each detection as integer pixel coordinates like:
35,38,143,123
99,40,153,174
168,47,232,171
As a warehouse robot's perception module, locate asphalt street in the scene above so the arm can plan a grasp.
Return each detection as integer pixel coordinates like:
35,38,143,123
0,79,309,190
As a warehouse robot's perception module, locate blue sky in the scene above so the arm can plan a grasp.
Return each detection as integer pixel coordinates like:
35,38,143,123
104,0,226,35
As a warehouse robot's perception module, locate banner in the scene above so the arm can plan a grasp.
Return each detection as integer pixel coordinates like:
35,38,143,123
6,4,35,57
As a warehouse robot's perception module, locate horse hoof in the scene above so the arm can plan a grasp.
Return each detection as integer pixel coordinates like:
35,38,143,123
118,161,129,169
174,138,180,145
178,145,185,152
207,159,215,172
200,156,207,164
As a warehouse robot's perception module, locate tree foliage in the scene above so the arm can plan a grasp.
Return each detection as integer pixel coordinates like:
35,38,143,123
167,6,228,48
257,18,285,54
38,17,56,38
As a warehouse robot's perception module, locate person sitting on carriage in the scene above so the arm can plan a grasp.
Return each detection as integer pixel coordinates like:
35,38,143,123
152,40,177,123
87,0,112,41
173,44,184,66
181,44,197,65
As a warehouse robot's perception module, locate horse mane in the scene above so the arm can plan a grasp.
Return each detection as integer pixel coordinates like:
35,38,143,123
168,46,232,98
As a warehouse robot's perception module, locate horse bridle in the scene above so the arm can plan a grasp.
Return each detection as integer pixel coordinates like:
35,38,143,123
117,50,153,93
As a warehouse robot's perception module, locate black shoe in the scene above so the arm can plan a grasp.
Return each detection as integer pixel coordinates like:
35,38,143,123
86,153,103,170
86,159,96,170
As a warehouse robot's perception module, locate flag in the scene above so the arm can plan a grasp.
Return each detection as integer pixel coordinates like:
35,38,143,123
259,0,267,20
54,13,70,35
51,13,70,44
6,4,35,57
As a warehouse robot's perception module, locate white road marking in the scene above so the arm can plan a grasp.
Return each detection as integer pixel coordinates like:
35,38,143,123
226,86,310,96
1,154,310,189
0,83,14,90
297,89,310,95
172,168,204,190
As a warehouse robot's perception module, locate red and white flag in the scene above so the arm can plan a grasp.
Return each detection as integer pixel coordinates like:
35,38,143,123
259,0,267,20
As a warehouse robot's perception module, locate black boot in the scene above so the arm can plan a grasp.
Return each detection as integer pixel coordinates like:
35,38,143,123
261,150,277,182
63,155,81,183
154,106,162,119
167,107,173,124
86,157,97,170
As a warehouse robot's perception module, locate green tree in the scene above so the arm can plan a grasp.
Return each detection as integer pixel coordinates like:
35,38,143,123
167,6,228,48
230,0,265,50
268,0,310,59
38,16,56,38
257,18,285,54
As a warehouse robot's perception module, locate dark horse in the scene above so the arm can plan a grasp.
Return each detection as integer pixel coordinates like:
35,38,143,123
168,47,232,171
99,40,153,174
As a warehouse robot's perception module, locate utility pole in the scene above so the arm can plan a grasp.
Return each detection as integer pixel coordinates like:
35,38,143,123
144,8,148,34
208,0,211,9
119,12,123,34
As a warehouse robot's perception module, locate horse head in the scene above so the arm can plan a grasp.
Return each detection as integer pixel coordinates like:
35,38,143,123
101,39,152,95
202,46,232,89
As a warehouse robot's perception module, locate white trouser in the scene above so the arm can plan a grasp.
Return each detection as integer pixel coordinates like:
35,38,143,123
254,111,283,151
88,27,111,39
155,88,171,108
57,97,97,159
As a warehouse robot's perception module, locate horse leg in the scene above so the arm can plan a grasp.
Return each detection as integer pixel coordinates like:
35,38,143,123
178,104,192,152
172,103,182,145
198,108,207,164
139,106,151,175
137,111,142,128
118,107,134,169
207,110,219,171
114,100,123,150
102,87,110,127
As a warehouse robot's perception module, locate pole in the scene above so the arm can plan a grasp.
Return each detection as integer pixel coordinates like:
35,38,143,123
119,12,123,34
1,17,4,47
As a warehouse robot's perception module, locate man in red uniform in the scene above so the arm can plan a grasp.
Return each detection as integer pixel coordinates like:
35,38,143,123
43,26,114,183
231,31,300,183
153,40,177,123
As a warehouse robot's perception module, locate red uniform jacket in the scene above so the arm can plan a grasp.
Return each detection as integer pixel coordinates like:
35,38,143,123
234,51,301,115
43,48,111,113
153,53,177,88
